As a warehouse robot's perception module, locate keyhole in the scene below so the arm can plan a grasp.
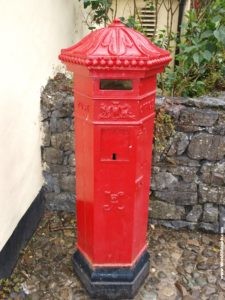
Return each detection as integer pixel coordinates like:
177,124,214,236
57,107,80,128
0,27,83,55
112,153,117,160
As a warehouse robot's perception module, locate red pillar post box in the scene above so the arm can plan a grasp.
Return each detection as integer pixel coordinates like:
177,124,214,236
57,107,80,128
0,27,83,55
59,19,171,299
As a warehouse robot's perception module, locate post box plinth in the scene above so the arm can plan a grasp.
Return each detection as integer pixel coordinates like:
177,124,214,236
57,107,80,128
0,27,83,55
73,250,149,299
59,18,171,299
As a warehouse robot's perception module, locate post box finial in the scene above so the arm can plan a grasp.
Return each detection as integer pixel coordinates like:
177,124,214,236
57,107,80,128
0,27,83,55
109,18,125,27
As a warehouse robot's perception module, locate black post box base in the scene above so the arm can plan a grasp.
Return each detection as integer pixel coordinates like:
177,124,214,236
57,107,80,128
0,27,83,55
72,250,150,299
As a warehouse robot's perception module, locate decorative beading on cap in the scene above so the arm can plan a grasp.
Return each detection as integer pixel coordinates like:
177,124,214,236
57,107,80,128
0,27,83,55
59,19,172,70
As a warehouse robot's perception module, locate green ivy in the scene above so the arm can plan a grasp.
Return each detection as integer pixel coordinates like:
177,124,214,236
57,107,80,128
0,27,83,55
79,0,225,97
79,0,112,28
119,16,143,32
163,0,225,96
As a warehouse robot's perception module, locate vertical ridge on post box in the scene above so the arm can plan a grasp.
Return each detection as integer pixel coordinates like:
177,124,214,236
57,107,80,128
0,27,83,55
59,18,171,299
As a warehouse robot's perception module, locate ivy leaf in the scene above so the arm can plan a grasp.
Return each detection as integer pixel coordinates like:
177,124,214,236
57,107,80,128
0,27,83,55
184,45,196,53
214,26,225,44
203,50,212,61
193,53,200,65
83,0,91,9
211,15,222,26
201,30,212,39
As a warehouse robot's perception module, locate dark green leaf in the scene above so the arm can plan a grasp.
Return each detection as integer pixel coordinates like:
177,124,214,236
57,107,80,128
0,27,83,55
193,53,200,65
203,50,212,61
214,26,225,44
184,45,196,53
211,15,222,24
201,30,213,39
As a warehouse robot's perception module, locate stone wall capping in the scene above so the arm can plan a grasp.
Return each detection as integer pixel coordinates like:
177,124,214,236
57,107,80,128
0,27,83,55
165,94,225,109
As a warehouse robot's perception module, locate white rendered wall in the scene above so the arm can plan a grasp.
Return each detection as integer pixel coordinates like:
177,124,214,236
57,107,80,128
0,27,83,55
0,0,88,252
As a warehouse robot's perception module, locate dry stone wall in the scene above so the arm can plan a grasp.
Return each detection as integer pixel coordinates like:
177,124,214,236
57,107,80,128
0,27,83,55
41,74,75,211
41,74,225,233
151,96,225,233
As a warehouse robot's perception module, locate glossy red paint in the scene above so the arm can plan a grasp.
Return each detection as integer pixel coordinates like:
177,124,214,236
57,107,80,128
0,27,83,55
59,19,171,267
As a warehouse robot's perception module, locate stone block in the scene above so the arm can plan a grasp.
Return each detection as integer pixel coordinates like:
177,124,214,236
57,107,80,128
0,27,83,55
172,181,197,192
152,150,163,164
219,206,225,228
199,222,219,233
170,220,197,230
188,133,225,161
57,95,73,117
70,118,74,131
211,111,225,135
203,204,218,223
41,106,50,121
42,90,73,116
173,95,225,109
218,112,225,125
43,173,60,193
71,167,76,175
201,162,225,185
186,205,203,222
151,172,178,190
68,154,75,167
154,190,197,205
43,148,63,164
176,124,204,133
167,132,189,156
200,163,212,184
164,103,185,120
51,132,74,151
165,165,198,183
41,121,51,147
59,175,75,193
151,167,197,189
164,155,200,167
150,200,185,220
180,107,218,127
209,162,225,185
152,220,197,230
41,93,55,111
212,125,225,135
199,183,225,204
47,164,71,174
198,96,225,109
45,192,75,211
50,115,71,133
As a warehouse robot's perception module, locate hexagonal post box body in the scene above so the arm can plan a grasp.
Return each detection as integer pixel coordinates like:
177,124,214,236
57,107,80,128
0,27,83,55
59,19,171,299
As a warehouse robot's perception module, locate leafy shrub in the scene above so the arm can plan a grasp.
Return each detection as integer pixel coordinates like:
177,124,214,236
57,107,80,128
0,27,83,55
79,0,225,97
78,0,112,28
163,0,225,96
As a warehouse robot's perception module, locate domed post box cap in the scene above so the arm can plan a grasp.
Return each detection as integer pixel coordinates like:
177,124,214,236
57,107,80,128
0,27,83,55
59,18,172,71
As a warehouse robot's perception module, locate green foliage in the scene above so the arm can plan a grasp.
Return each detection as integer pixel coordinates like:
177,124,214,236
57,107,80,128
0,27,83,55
0,276,23,299
154,108,175,152
162,0,225,96
153,29,177,51
79,0,225,97
153,29,170,49
119,16,143,32
79,0,112,28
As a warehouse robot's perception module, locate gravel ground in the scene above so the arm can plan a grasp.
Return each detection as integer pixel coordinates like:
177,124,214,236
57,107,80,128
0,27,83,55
0,211,224,300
